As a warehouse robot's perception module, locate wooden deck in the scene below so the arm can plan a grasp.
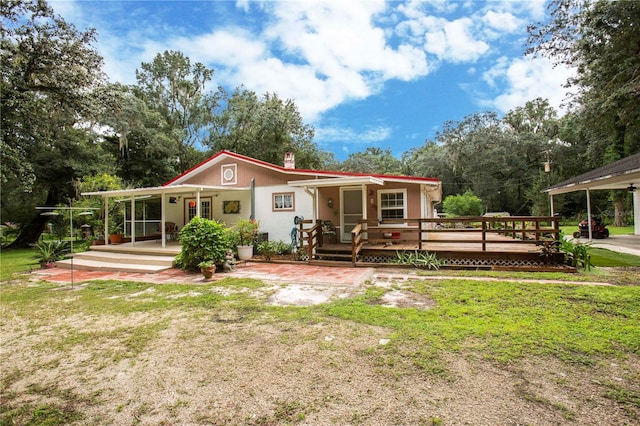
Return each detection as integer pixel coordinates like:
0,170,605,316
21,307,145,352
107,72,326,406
302,216,563,268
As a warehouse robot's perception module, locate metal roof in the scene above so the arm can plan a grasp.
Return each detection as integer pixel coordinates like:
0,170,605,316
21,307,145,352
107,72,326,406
544,153,640,195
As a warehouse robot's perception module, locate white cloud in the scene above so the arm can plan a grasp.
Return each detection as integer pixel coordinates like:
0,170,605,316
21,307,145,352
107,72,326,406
481,56,575,113
482,10,520,33
316,125,392,143
422,16,490,62
182,0,434,120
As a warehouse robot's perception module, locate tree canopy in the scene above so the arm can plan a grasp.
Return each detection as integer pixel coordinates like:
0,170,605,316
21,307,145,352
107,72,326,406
1,0,111,247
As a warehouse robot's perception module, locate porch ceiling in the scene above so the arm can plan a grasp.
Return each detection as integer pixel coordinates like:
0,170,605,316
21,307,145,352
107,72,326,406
544,153,640,195
82,184,248,198
287,176,385,188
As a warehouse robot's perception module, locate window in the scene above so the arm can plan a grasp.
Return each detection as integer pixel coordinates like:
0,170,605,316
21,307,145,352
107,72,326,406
378,189,407,220
273,192,294,211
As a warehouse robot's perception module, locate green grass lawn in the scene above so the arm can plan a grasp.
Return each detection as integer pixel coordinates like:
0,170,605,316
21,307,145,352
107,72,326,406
560,225,635,236
0,248,40,280
2,247,639,425
591,248,640,267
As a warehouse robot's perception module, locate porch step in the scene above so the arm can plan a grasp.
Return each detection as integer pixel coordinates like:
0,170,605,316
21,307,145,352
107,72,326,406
55,251,175,273
314,253,353,260
309,259,356,267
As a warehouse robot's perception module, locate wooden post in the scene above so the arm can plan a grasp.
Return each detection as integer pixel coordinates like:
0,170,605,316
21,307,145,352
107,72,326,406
481,220,487,251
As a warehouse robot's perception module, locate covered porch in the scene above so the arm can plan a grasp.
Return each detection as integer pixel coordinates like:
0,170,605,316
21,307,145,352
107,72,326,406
82,184,254,248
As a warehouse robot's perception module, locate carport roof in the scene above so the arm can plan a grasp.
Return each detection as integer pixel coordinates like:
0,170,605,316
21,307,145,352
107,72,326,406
544,153,640,195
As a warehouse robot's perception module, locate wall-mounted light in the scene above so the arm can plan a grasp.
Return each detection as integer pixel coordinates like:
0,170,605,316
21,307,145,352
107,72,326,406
169,197,177,204
628,184,636,193
327,197,333,208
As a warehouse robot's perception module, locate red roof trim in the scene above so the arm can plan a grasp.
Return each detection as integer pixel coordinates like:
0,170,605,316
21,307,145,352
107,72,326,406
163,150,440,186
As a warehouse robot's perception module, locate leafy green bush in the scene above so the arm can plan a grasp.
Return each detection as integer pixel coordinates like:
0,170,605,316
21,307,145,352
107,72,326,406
257,240,291,260
175,217,230,271
442,190,483,216
393,250,443,270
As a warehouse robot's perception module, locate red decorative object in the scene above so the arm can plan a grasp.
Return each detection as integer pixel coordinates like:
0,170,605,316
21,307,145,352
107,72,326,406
189,200,196,207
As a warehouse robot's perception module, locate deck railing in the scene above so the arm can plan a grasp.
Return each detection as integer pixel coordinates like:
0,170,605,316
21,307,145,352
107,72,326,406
298,220,323,261
300,216,560,265
354,216,560,252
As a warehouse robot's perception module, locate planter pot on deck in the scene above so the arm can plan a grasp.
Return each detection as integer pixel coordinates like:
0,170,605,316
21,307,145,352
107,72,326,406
109,234,123,244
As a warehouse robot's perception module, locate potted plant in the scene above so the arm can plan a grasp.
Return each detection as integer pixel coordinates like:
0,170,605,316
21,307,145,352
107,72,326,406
109,224,124,244
234,218,259,260
198,260,216,279
31,240,71,268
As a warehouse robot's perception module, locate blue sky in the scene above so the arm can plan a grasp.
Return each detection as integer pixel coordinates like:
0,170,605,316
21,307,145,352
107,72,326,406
51,0,574,161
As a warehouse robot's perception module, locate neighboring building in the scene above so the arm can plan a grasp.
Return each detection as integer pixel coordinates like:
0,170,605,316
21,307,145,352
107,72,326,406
84,151,442,246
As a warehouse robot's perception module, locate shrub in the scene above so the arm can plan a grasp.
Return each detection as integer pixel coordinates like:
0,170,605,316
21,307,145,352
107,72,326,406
175,217,230,271
560,236,593,271
393,250,443,270
234,218,260,246
442,190,483,216
257,240,291,260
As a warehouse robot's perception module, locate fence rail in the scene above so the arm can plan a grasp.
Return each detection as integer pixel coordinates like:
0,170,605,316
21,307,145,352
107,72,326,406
300,216,560,266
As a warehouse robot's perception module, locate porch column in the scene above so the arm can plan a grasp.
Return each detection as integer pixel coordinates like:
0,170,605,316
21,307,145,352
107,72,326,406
161,192,166,248
361,184,367,221
361,184,367,240
634,189,640,235
196,191,201,217
130,197,136,245
586,189,593,241
104,196,110,245
549,194,555,216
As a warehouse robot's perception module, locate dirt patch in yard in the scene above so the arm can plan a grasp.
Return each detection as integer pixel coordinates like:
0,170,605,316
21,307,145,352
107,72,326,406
2,269,639,425
3,309,638,425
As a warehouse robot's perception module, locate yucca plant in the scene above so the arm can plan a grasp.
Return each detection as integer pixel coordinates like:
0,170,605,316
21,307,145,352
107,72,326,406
31,240,71,267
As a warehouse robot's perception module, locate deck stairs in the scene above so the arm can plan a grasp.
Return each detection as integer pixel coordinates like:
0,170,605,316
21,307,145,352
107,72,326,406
55,242,178,273
313,244,354,263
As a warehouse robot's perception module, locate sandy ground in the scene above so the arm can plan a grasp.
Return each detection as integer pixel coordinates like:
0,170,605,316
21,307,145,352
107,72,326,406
1,269,639,425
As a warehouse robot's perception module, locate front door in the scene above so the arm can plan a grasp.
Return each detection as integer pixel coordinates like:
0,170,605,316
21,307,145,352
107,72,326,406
340,188,363,242
184,197,212,224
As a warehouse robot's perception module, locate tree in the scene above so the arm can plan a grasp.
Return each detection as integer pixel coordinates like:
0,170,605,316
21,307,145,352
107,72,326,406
528,0,640,154
442,190,484,216
208,88,329,169
135,50,216,174
527,0,640,224
340,147,403,175
403,142,461,198
1,0,110,247
99,83,184,187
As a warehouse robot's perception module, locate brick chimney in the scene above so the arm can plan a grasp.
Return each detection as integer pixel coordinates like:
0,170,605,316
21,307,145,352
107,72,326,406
284,152,295,169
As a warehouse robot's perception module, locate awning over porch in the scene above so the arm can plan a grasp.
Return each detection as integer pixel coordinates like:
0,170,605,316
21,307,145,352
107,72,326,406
82,184,248,247
287,176,385,188
544,153,640,236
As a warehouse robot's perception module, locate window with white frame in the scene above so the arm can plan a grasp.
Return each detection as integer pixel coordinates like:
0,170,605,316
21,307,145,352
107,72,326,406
273,192,294,211
378,189,407,220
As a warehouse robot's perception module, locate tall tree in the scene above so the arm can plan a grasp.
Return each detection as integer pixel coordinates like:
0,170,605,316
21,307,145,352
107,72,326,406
527,0,640,224
99,83,183,187
528,0,640,155
135,50,216,174
340,147,403,175
208,88,327,169
1,0,109,247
